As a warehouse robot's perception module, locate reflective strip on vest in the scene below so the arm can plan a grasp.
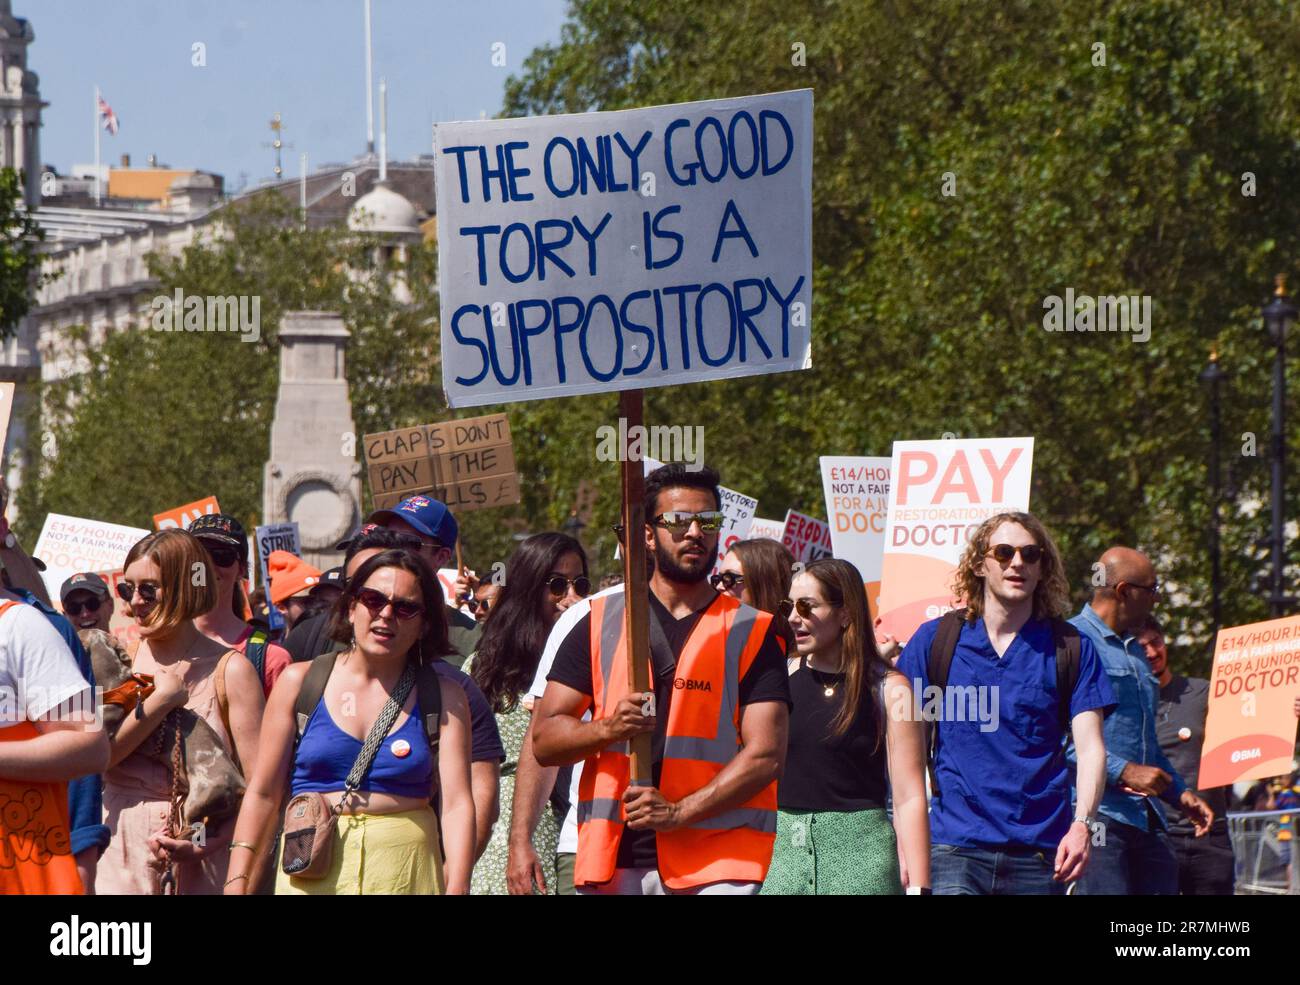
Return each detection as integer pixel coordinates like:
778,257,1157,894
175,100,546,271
577,798,623,824
599,592,625,685
662,604,760,765
691,807,778,834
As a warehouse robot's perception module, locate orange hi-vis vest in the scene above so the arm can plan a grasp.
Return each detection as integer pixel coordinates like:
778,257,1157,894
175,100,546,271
575,590,778,890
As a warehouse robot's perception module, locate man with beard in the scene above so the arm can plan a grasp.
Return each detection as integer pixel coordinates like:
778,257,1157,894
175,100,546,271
535,463,791,895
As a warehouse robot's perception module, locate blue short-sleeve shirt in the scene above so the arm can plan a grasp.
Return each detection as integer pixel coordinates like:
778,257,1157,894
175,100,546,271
898,614,1115,852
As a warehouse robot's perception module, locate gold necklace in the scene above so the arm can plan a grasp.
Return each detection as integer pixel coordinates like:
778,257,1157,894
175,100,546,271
808,662,841,698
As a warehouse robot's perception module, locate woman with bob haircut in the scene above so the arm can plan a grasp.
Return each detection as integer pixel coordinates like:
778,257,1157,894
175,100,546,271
761,557,929,895
99,530,265,895
225,547,475,895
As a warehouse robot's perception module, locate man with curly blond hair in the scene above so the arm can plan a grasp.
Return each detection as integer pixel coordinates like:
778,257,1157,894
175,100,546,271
897,512,1114,894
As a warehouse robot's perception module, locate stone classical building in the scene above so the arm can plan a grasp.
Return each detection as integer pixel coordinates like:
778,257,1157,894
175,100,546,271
0,0,43,205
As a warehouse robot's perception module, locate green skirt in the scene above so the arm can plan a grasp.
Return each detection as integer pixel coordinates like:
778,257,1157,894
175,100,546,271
760,807,903,895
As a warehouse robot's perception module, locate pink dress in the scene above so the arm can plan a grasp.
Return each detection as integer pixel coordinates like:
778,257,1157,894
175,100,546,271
98,646,237,895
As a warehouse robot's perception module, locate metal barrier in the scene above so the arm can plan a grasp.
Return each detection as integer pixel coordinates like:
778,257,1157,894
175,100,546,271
1227,809,1298,895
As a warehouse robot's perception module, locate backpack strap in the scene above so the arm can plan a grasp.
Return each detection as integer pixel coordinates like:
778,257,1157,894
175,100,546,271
294,650,340,750
924,608,968,798
927,608,966,692
244,629,269,685
414,661,443,805
1049,619,1083,737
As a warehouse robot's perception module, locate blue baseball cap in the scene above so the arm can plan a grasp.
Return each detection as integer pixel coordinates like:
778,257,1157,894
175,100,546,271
367,495,458,548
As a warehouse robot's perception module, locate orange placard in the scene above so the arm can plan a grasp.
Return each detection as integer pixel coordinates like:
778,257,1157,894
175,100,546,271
153,495,220,531
1198,613,1300,789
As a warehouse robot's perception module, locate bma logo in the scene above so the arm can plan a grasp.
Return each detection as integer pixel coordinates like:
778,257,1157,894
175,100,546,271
673,678,712,692
1230,747,1262,764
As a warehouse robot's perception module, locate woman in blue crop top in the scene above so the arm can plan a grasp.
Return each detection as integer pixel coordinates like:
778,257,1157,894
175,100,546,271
224,548,475,895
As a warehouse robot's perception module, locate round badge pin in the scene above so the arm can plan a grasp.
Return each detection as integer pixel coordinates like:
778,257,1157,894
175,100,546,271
1177,727,1191,742
391,738,411,758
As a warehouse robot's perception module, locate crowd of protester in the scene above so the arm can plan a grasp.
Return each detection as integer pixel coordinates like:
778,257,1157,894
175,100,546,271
1,463,1297,895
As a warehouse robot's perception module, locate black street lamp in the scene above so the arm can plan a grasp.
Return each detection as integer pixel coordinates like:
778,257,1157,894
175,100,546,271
1199,347,1226,636
1262,275,1297,617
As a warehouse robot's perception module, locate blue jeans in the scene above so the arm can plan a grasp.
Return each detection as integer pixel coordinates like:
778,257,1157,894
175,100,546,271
931,844,1065,895
1075,819,1178,895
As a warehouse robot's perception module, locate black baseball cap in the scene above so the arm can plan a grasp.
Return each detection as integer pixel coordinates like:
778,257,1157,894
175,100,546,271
190,513,249,560
335,523,379,552
310,567,345,595
61,572,109,603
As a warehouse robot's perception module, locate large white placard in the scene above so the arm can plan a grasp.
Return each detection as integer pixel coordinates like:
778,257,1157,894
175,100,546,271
435,89,813,407
877,438,1034,642
34,513,150,600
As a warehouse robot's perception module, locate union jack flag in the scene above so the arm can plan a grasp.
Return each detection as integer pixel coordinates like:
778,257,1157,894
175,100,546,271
98,94,119,135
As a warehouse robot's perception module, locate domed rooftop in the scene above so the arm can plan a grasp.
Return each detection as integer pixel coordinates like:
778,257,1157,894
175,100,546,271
348,182,420,237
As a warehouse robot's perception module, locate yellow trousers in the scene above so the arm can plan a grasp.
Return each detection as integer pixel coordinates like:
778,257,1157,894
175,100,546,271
276,806,445,896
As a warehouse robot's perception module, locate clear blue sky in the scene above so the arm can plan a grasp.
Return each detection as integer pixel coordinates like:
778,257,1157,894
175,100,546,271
31,0,569,192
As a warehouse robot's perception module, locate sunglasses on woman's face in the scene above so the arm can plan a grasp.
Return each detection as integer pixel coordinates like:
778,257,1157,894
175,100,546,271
64,596,103,617
202,544,241,568
117,581,159,605
546,575,591,599
465,596,490,614
353,587,425,621
780,597,829,620
710,572,745,592
987,543,1044,565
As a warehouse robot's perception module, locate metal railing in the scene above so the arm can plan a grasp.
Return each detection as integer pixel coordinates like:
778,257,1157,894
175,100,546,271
1227,809,1298,894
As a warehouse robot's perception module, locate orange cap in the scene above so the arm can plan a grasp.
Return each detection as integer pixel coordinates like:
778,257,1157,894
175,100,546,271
267,550,322,606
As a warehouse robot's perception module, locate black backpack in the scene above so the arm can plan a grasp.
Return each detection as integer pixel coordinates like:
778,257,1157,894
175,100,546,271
925,608,1081,794
293,651,443,802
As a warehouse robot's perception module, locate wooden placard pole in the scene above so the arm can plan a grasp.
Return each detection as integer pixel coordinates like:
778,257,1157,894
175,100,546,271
619,389,655,785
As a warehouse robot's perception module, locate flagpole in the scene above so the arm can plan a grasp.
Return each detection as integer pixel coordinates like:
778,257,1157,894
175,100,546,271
93,85,101,205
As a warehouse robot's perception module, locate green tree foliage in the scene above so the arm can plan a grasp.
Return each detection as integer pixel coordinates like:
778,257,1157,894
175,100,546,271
0,167,49,337
23,1,1300,679
18,192,444,539
498,0,1300,672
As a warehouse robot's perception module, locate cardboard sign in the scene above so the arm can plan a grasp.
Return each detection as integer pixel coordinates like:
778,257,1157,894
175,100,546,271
154,495,221,531
876,438,1034,642
746,516,785,542
781,509,832,564
33,514,151,601
820,456,891,617
364,413,521,512
435,89,814,408
254,522,300,633
1198,614,1300,788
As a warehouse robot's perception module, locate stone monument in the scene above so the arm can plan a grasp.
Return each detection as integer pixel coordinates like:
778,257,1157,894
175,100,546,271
263,311,362,571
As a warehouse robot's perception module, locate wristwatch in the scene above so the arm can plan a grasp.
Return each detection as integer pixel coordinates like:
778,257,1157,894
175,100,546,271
905,886,932,895
1074,814,1096,828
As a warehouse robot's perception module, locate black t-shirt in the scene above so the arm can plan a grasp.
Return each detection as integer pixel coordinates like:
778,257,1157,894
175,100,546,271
778,660,889,812
548,593,790,870
1157,675,1229,833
